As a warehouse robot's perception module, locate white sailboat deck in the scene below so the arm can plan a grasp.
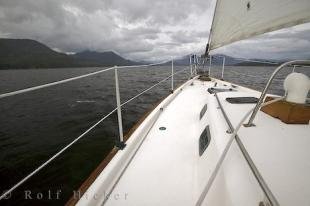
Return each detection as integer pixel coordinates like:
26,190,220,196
79,78,309,206
105,80,216,206
218,91,310,206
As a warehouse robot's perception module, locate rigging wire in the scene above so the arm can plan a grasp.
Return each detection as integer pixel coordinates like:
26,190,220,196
196,96,284,206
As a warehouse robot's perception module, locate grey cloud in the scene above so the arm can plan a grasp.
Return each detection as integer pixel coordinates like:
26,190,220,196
170,30,209,44
105,0,210,25
1,0,310,61
0,0,211,61
214,23,310,60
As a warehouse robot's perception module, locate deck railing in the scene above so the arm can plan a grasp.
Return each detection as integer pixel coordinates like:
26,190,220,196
2,55,308,203
244,59,310,126
0,59,190,200
199,57,309,206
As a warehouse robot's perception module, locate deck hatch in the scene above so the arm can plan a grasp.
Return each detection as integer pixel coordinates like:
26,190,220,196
226,97,258,104
207,87,235,94
199,125,211,156
199,104,208,120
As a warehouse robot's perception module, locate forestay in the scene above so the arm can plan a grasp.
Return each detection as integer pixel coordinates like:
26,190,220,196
209,0,310,50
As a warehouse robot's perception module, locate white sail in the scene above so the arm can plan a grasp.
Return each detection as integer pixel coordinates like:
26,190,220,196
209,0,310,50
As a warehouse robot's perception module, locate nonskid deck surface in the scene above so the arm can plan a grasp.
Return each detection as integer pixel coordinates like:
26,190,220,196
83,79,309,206
217,92,310,206
105,80,218,205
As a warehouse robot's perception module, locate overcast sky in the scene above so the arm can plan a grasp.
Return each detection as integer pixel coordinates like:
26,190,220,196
0,0,310,61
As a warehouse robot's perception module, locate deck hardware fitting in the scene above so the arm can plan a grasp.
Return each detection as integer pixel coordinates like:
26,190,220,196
210,92,280,206
245,60,310,126
243,123,256,127
199,126,211,156
115,141,126,150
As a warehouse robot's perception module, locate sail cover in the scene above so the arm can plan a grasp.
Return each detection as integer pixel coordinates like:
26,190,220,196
209,0,310,50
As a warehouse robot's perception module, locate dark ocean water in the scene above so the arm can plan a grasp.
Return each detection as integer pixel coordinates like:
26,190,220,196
0,65,309,205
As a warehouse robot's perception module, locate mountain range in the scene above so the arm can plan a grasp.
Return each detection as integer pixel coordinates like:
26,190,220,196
0,38,281,69
0,38,139,69
172,54,280,67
